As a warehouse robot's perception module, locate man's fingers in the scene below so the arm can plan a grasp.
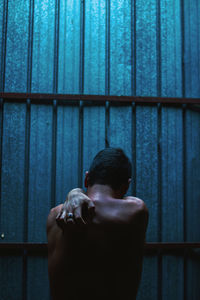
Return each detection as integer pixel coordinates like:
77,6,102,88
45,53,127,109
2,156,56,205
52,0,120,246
74,207,86,225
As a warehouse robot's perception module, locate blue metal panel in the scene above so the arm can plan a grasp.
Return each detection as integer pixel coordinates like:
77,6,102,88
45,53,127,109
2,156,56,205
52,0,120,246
56,104,79,205
185,97,200,297
110,0,132,95
137,256,158,300
136,105,159,300
0,103,25,300
161,107,184,242
0,256,23,300
161,107,184,300
27,104,53,300
1,103,26,242
27,257,50,300
28,105,53,242
135,1,158,299
84,0,106,94
109,105,132,194
4,0,29,92
136,0,157,96
160,1,184,299
0,1,4,88
82,105,105,186
135,105,158,242
184,0,200,98
58,0,80,94
31,0,55,93
161,0,182,97
0,1,200,299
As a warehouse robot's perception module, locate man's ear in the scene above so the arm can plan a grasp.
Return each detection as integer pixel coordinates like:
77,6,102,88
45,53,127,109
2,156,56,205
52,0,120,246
84,171,89,188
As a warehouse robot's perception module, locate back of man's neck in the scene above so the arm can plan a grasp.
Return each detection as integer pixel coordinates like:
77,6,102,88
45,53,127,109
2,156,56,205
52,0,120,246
86,184,123,200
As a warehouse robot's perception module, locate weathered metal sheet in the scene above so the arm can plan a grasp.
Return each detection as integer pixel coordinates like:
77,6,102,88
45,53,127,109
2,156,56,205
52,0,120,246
1,103,26,242
0,1,200,300
184,0,200,98
27,104,53,300
161,0,182,97
28,104,53,242
136,105,158,241
56,104,79,204
31,0,55,93
0,103,26,300
110,0,132,95
137,256,158,300
109,105,132,194
161,107,184,300
82,105,105,186
58,0,80,94
4,0,29,92
186,111,200,241
0,256,23,300
135,1,158,299
84,0,106,94
27,256,50,300
0,1,4,89
136,0,157,96
160,1,184,299
161,107,184,242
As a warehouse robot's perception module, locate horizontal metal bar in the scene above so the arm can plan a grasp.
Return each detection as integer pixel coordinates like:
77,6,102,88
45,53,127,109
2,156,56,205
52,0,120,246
0,242,199,250
1,92,200,104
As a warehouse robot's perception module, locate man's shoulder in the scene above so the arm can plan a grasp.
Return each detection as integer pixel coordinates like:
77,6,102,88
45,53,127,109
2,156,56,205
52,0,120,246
123,196,148,213
120,196,149,228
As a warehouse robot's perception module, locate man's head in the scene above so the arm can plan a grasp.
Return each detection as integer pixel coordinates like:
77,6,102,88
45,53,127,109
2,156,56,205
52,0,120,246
85,148,132,196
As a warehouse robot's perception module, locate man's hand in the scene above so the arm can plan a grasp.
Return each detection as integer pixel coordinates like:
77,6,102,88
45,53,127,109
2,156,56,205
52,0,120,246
56,188,95,229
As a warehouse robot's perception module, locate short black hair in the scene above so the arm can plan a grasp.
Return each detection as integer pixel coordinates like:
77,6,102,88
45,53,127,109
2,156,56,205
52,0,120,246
88,148,132,190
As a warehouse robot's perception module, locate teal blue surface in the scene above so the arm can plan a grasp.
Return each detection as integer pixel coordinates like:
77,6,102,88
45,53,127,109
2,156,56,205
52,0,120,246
0,1,200,300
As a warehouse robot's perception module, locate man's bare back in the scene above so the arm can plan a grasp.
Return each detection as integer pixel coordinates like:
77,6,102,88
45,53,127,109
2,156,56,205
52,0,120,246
47,191,148,300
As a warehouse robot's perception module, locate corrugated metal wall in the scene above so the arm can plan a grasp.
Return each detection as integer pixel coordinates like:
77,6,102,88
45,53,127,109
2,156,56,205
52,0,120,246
0,0,200,299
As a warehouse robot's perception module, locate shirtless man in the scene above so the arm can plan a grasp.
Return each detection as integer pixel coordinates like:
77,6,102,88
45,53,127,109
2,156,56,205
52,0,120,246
47,148,148,300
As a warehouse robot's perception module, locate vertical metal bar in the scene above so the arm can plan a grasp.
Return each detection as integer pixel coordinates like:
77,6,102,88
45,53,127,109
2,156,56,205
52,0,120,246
105,101,110,147
131,102,136,196
131,0,136,196
51,0,60,208
0,98,4,235
182,103,187,300
53,0,60,94
157,103,162,300
0,0,7,224
0,0,8,92
105,0,110,147
131,0,136,96
22,249,28,300
156,0,161,97
78,101,83,187
79,0,85,94
23,0,34,297
181,1,187,299
181,0,185,100
51,99,57,208
23,98,30,300
24,99,31,244
156,0,162,298
78,0,85,186
27,0,34,93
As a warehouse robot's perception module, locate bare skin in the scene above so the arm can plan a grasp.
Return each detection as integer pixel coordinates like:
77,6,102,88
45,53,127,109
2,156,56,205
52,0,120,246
47,184,148,300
